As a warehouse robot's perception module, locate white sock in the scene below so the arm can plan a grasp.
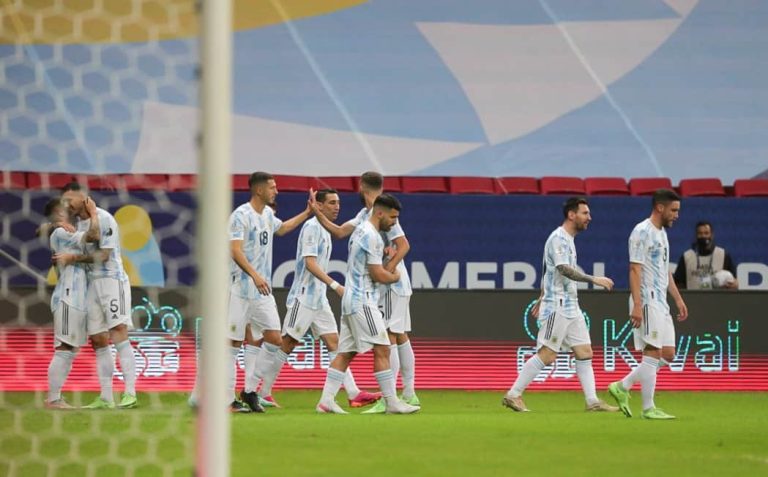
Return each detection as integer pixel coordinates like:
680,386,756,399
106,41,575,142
639,356,659,410
374,369,398,406
259,349,288,397
621,362,644,391
388,344,400,384
228,346,240,399
48,350,76,403
252,342,279,392
320,367,346,402
115,340,137,396
398,341,416,399
508,355,546,398
244,344,261,393
575,358,598,405
329,351,360,399
94,346,114,402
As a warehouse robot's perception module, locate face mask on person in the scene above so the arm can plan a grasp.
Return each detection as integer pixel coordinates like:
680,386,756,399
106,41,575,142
696,237,713,253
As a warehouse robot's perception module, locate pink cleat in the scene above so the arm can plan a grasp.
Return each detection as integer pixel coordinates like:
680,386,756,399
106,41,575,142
349,390,383,408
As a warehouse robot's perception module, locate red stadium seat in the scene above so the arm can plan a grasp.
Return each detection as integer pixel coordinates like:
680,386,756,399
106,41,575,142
383,176,403,192
87,175,123,190
318,176,357,192
273,175,319,192
678,178,725,197
167,174,198,191
232,174,250,191
584,177,629,196
497,177,539,194
628,177,674,196
448,177,498,194
400,176,449,193
733,179,768,197
0,171,26,189
26,173,89,190
119,174,169,190
540,177,585,195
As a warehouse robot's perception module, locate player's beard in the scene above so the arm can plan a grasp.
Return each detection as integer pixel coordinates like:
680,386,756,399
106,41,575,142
268,201,277,212
359,191,366,207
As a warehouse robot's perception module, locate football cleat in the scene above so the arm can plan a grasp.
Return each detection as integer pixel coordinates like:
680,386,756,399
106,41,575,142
641,407,676,420
46,398,75,410
316,400,348,414
361,399,386,414
259,395,281,408
230,399,253,413
348,390,383,408
608,381,632,418
401,394,421,407
502,394,529,412
239,390,265,413
82,397,115,410
117,393,138,409
585,399,619,412
385,399,420,414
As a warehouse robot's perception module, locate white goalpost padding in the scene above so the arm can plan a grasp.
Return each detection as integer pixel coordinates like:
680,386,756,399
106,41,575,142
197,0,233,475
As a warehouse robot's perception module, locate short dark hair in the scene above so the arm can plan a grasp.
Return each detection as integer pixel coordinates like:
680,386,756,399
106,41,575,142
373,193,401,211
43,198,62,217
61,181,83,193
316,188,339,203
248,172,274,188
360,171,383,190
652,188,680,207
562,196,588,218
695,220,712,230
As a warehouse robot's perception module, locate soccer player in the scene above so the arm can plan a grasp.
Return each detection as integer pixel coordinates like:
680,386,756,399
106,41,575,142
609,189,689,419
61,182,139,409
253,189,381,408
503,197,618,412
44,197,100,408
315,194,419,414
229,172,314,413
314,172,419,410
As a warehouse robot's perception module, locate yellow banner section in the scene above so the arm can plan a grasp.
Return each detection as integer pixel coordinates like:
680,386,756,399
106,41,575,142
1,0,366,44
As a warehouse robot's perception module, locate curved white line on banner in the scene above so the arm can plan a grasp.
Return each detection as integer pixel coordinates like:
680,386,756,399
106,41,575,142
418,2,698,145
131,102,482,175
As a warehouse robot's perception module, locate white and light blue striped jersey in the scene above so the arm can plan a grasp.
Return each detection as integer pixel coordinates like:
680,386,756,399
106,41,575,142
286,217,332,310
341,221,384,315
78,208,128,281
50,228,89,312
229,202,284,300
348,207,412,296
539,226,581,320
629,218,670,312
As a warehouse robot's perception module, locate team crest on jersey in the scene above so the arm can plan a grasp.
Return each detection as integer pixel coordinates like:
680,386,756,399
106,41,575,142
652,331,658,339
551,336,558,344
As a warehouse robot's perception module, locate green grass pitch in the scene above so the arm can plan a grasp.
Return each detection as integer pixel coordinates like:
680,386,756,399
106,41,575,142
1,391,766,476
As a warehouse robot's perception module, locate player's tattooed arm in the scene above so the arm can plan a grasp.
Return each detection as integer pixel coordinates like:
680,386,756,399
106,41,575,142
557,265,614,290
556,264,594,283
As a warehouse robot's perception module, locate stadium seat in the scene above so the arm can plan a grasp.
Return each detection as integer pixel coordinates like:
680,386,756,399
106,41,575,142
318,176,357,192
232,174,250,191
497,177,539,194
273,175,319,192
0,171,26,189
540,177,585,195
26,173,88,190
119,174,170,191
400,176,449,193
733,179,768,197
584,177,629,196
383,176,403,192
448,177,498,194
167,174,198,192
628,177,674,196
678,178,726,197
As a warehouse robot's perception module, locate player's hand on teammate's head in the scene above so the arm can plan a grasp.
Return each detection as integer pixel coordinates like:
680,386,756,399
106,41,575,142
593,276,614,291
84,196,97,216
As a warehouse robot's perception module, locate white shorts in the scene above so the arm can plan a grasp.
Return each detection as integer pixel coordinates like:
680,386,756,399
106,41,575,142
633,302,675,350
537,310,591,352
227,292,281,341
379,289,411,334
54,302,87,348
282,300,338,341
86,277,132,335
338,305,390,354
